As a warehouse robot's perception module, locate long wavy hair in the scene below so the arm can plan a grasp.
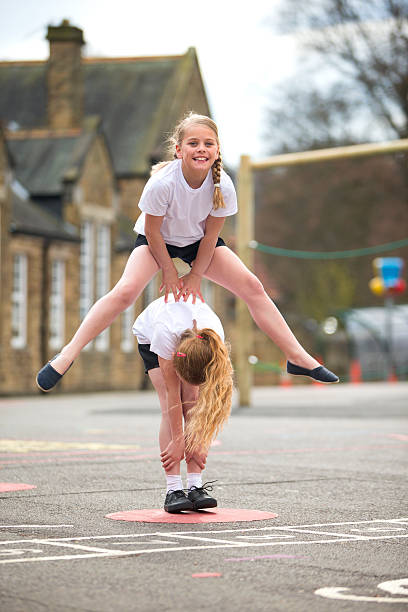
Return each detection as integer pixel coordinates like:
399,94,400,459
173,327,234,452
151,112,225,210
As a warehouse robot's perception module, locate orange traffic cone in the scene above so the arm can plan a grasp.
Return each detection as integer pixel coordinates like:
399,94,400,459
349,359,362,384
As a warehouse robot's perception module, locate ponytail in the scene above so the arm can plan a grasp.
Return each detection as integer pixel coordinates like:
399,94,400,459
173,328,233,453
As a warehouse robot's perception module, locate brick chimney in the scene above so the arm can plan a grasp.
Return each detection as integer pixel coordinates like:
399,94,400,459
46,20,85,129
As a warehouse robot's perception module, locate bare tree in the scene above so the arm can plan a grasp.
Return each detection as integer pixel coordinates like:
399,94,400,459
266,0,408,152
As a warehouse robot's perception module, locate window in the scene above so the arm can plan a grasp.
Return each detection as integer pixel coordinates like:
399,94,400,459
80,221,94,320
121,304,134,353
201,279,214,308
143,278,156,309
95,224,111,351
11,253,27,348
80,221,94,350
49,260,65,350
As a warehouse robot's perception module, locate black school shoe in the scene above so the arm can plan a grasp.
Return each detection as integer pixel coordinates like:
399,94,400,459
287,360,339,383
164,490,194,513
36,354,73,392
188,482,218,510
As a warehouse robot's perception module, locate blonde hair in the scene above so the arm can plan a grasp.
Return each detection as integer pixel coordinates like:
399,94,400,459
151,112,225,210
173,327,233,452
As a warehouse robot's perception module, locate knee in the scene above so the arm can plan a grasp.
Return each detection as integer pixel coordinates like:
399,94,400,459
111,280,137,309
242,274,265,300
183,390,199,411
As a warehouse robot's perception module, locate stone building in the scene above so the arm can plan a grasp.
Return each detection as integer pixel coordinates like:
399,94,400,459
0,20,232,395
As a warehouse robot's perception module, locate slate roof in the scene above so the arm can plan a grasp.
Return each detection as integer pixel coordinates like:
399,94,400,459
6,117,108,196
0,50,209,177
11,187,79,242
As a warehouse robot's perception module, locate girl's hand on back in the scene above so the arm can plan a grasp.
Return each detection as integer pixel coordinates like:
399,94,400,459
159,267,183,303
178,271,204,304
160,437,185,470
185,448,207,470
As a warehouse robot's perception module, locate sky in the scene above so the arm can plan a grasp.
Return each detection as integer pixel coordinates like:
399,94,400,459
0,0,299,168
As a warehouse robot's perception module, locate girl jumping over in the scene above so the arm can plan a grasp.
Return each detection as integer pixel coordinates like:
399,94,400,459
37,112,338,391
132,293,233,512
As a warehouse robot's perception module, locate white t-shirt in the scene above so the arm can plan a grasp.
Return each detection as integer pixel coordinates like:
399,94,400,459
132,295,224,360
133,159,237,247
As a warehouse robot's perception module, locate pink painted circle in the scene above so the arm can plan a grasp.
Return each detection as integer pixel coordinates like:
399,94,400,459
0,483,37,492
105,508,278,523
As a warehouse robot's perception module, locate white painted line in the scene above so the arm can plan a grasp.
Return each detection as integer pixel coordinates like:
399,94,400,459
1,518,407,565
0,524,74,529
0,551,131,565
315,587,408,603
155,517,408,535
1,517,403,541
163,534,244,545
278,528,368,539
0,544,239,565
350,527,406,532
277,518,408,529
31,539,123,554
235,535,295,540
379,579,408,595
1,533,408,565
0,549,43,556
114,541,175,545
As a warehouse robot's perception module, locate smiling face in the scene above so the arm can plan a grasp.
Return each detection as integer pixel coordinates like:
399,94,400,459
175,124,219,180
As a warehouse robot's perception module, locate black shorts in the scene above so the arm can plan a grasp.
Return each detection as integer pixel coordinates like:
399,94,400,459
134,234,226,266
138,343,160,374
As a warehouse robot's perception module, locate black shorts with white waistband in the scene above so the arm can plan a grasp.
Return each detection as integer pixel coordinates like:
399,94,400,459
138,343,160,374
134,234,226,266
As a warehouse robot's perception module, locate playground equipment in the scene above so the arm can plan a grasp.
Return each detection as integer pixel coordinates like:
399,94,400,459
369,257,406,380
236,138,408,406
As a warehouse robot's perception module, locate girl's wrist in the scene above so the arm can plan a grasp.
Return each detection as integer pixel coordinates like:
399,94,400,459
171,432,184,442
162,262,177,272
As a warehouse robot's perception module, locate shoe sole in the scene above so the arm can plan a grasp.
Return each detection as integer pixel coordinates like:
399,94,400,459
291,374,339,384
36,378,53,393
192,499,217,510
164,501,194,513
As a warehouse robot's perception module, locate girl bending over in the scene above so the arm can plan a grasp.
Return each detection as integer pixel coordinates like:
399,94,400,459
132,294,233,512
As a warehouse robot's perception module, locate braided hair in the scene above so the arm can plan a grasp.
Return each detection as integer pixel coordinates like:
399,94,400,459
151,112,226,210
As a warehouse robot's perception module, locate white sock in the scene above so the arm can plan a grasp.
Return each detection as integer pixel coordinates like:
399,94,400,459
187,472,202,490
166,474,183,493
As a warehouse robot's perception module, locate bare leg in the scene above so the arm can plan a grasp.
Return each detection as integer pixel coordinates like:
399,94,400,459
52,246,159,374
204,247,319,369
149,368,181,476
181,381,204,474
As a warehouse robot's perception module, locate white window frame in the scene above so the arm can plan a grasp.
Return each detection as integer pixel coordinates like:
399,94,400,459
95,224,111,351
11,253,27,349
80,221,94,350
49,259,65,350
143,278,156,308
201,279,214,308
121,304,135,353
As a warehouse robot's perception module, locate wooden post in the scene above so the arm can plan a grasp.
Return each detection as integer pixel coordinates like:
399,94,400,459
236,155,254,407
251,137,408,170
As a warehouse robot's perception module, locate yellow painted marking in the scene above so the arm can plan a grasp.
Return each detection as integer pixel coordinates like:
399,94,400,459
0,440,140,453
